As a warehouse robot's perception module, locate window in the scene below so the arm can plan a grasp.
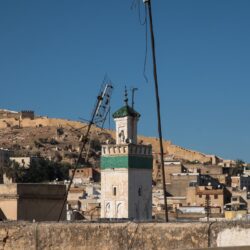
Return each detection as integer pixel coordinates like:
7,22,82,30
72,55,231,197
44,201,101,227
214,194,218,199
113,187,117,196
138,187,142,196
199,194,202,198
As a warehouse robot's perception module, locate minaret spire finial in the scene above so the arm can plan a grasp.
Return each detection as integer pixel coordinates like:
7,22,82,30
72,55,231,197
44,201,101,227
124,86,128,106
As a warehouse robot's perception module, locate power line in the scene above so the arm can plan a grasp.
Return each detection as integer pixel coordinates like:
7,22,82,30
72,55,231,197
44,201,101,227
143,0,169,222
143,5,149,83
131,0,149,83
138,0,147,25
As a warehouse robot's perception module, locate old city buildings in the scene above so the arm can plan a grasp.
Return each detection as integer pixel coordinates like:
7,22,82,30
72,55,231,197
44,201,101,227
0,106,250,222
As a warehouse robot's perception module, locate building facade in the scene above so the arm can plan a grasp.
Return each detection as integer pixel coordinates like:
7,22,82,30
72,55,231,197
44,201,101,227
69,167,100,184
10,156,40,169
186,186,225,213
101,94,153,220
0,183,66,221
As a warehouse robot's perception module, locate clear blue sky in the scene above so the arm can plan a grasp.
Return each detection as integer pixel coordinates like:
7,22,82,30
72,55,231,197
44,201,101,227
0,0,249,162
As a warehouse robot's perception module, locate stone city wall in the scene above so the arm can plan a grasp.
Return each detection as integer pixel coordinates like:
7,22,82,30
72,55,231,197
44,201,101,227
0,221,249,250
0,117,84,129
166,144,212,164
140,136,212,164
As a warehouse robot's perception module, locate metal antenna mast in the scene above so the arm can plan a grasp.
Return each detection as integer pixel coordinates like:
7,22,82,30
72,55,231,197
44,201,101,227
58,80,113,221
131,87,138,109
143,0,168,222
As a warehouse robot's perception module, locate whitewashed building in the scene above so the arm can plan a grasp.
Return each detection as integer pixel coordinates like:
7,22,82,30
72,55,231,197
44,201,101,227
101,92,153,220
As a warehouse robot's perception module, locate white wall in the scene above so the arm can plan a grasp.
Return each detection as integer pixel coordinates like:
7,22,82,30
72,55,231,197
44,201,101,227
101,168,152,220
128,168,152,220
101,168,129,218
217,227,250,247
114,117,138,144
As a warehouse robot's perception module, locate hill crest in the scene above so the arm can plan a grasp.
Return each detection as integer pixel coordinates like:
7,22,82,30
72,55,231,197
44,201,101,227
0,110,215,164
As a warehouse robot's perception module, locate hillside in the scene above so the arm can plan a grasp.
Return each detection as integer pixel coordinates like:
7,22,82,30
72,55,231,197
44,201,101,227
0,110,214,165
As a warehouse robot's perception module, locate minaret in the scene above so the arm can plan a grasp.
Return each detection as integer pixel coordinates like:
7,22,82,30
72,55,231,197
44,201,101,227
100,90,153,220
113,87,140,144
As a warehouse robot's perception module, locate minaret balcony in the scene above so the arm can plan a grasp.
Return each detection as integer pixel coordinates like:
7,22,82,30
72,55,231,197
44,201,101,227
101,144,153,170
101,144,152,157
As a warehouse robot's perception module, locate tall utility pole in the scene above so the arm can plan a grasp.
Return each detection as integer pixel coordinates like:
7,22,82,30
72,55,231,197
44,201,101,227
143,0,168,222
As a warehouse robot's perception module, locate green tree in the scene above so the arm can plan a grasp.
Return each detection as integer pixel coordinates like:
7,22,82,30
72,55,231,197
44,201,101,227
0,161,26,183
230,159,245,176
1,158,70,183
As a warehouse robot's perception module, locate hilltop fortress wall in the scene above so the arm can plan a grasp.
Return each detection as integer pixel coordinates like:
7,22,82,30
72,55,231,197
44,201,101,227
0,115,212,163
0,117,85,130
139,136,212,164
166,143,212,163
0,221,249,249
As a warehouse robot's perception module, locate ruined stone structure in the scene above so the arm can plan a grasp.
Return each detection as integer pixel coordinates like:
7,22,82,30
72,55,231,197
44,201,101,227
101,93,153,220
0,109,19,119
0,109,35,120
20,110,35,120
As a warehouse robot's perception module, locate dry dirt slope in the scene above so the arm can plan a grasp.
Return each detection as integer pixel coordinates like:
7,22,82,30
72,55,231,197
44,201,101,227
0,113,213,165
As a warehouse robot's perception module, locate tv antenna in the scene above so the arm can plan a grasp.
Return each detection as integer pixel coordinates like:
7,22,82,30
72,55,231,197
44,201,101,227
58,79,113,221
131,87,138,109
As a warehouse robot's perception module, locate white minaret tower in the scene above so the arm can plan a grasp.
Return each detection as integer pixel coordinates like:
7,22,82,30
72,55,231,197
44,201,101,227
101,89,152,220
114,88,139,145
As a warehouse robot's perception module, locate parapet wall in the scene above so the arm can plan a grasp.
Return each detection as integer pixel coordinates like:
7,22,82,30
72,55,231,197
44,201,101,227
0,221,249,249
102,144,152,156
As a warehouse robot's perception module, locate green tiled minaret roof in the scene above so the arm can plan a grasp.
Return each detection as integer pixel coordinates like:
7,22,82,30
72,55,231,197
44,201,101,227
113,86,141,118
112,105,140,119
